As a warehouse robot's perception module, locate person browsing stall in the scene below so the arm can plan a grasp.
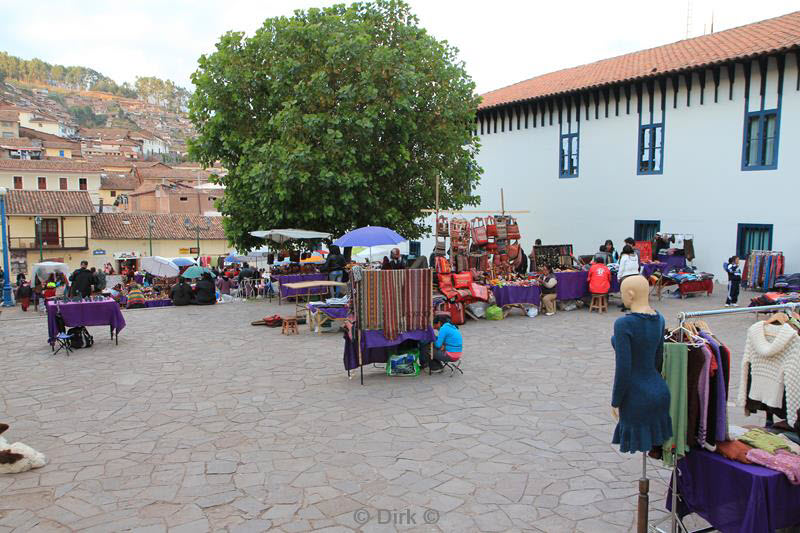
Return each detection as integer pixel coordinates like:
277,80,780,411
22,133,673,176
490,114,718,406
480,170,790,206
540,265,558,316
321,245,347,296
69,261,96,298
170,277,193,306
617,245,640,280
588,255,612,295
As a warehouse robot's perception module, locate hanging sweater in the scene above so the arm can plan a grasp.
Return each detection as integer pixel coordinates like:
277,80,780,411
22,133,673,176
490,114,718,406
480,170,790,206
737,322,800,426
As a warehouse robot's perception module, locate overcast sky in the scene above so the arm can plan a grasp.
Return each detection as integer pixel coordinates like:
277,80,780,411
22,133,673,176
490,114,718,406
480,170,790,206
1,0,797,94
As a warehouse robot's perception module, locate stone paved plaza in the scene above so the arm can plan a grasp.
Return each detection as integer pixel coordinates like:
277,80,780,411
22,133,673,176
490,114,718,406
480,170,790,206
0,286,766,532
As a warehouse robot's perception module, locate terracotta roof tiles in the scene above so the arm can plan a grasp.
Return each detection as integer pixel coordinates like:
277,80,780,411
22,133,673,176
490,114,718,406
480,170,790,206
0,159,102,172
5,190,95,215
91,213,226,240
480,10,800,110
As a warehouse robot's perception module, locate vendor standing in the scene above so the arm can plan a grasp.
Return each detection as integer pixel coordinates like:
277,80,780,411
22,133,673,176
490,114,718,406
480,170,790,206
69,261,96,298
321,245,346,297
540,265,558,316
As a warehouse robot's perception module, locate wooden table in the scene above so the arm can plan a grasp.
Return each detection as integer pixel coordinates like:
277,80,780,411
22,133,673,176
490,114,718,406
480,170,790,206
282,281,347,319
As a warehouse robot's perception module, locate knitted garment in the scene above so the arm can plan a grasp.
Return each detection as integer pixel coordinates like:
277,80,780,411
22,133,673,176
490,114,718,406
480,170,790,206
746,449,800,485
737,322,800,426
738,428,791,454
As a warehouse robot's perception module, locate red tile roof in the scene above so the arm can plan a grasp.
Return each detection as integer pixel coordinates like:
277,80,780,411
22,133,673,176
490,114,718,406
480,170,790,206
100,174,139,191
91,213,227,240
0,159,102,172
136,167,213,180
5,190,95,215
0,137,42,149
480,10,800,110
0,110,19,122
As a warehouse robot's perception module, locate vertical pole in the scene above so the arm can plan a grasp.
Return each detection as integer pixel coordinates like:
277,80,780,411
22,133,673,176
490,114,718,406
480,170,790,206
148,223,153,257
196,228,200,262
637,452,649,533
501,188,505,216
0,193,13,307
434,175,440,240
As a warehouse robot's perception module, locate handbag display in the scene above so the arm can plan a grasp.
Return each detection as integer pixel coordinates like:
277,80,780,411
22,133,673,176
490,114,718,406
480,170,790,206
469,282,488,301
507,217,520,240
435,256,451,274
453,271,473,289
494,215,508,240
486,242,498,254
436,215,449,236
485,216,497,237
455,254,469,273
507,241,521,260
471,218,488,245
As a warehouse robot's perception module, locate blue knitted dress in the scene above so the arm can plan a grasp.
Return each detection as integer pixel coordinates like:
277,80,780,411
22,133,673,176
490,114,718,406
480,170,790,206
611,312,673,453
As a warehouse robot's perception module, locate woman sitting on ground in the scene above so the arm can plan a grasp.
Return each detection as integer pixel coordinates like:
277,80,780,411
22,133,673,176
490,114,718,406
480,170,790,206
192,273,217,305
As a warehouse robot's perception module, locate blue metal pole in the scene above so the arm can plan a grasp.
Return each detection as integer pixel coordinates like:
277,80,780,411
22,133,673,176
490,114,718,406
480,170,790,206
1,192,13,307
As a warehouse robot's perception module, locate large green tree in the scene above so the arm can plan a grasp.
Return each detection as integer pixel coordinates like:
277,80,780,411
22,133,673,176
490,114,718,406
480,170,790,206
189,0,481,251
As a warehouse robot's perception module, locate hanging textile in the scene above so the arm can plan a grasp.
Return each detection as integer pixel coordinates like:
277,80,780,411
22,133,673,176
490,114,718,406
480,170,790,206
662,343,690,465
743,251,784,290
356,269,432,340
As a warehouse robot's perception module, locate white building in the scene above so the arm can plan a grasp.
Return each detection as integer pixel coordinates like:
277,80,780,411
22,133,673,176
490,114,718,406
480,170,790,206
469,10,800,279
131,130,169,155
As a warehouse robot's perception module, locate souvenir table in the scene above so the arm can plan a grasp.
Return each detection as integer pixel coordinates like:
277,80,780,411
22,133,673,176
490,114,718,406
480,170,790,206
306,302,349,333
667,450,800,533
554,271,620,300
275,273,328,304
490,285,541,317
678,279,714,298
656,254,687,272
343,328,436,372
283,281,347,319
46,298,126,346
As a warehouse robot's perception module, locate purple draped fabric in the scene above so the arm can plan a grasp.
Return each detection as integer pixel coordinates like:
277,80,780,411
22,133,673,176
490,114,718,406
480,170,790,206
276,274,328,298
343,328,435,371
47,299,126,344
554,271,620,300
668,450,800,533
657,254,687,272
491,285,541,307
641,262,668,278
309,305,349,320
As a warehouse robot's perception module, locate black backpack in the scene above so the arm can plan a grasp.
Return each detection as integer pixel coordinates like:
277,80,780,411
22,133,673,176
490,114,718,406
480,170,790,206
67,327,94,349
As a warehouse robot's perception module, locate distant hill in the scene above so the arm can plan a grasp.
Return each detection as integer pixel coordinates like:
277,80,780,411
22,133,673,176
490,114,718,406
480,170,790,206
0,51,190,113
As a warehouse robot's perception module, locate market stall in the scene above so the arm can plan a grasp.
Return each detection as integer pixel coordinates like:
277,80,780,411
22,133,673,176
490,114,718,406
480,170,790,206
344,268,434,384
46,297,125,347
276,273,328,304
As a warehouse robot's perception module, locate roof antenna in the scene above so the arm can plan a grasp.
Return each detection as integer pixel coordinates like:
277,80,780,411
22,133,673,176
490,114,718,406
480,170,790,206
685,0,693,39
710,10,714,33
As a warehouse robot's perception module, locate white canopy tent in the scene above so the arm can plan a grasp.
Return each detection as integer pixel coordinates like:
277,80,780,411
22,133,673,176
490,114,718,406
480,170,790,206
352,242,410,262
31,261,71,283
249,228,331,244
140,256,180,278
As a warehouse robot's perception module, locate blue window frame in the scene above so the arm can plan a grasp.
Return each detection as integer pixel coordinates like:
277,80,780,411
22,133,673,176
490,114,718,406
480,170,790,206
742,110,779,170
559,131,579,178
736,223,773,258
59,150,64,157
637,124,663,174
634,220,661,242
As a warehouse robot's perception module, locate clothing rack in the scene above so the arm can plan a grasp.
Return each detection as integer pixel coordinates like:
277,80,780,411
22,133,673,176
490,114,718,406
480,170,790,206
647,302,800,533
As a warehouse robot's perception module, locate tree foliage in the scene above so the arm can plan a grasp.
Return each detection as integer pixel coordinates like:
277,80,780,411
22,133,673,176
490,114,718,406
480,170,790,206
68,105,107,128
135,76,191,112
189,0,481,251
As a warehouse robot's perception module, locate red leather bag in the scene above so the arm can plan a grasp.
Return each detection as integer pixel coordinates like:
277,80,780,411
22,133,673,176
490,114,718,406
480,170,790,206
485,216,497,237
469,282,488,301
507,217,521,240
437,301,465,325
438,273,453,290
454,271,473,289
436,256,451,274
436,215,448,236
471,218,488,245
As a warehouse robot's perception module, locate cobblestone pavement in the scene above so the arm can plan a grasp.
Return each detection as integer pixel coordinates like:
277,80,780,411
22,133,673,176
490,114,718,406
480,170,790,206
0,286,767,532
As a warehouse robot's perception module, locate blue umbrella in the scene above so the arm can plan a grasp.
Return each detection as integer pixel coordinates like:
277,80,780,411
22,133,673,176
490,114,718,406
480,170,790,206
224,254,242,264
171,257,196,267
183,265,216,279
333,226,406,248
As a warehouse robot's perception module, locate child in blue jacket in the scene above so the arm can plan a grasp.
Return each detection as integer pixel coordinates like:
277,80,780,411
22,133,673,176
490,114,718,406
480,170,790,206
725,256,742,307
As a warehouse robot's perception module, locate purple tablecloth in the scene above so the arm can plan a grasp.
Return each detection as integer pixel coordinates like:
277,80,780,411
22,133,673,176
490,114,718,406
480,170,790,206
554,271,620,300
641,262,668,278
308,304,349,319
47,299,126,344
134,274,144,284
491,285,541,307
343,328,435,371
657,254,687,272
276,274,328,298
667,450,800,533
143,299,173,308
